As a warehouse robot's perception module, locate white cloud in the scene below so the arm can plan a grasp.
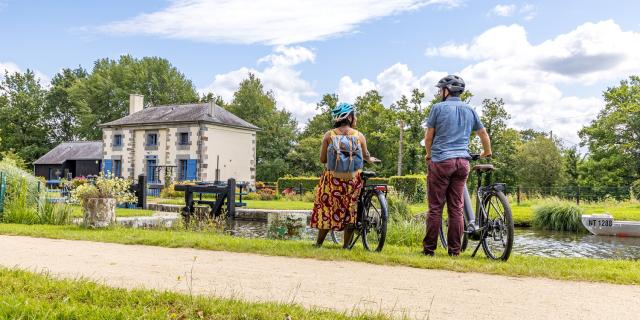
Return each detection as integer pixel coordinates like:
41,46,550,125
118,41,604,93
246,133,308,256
201,46,318,124
98,0,462,45
422,20,640,144
338,64,446,105
342,21,640,145
520,4,536,21
0,62,50,87
489,4,516,17
0,62,21,76
487,3,535,20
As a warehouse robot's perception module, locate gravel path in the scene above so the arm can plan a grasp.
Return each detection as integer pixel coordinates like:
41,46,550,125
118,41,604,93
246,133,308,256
1,235,639,319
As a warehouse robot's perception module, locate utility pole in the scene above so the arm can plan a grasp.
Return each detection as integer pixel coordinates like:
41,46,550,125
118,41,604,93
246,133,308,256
397,120,404,176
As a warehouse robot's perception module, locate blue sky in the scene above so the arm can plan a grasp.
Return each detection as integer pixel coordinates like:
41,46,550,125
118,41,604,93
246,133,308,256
2,0,640,144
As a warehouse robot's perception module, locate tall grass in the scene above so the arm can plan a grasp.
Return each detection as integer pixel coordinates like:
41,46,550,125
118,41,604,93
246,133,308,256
386,193,413,222
0,160,43,209
37,199,72,225
386,219,423,247
532,198,586,232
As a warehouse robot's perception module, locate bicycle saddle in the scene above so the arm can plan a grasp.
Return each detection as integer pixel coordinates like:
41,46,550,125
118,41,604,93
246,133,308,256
361,171,377,179
472,164,495,172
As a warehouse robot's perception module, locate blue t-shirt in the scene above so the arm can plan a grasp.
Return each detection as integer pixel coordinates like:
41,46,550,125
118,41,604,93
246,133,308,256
424,97,484,163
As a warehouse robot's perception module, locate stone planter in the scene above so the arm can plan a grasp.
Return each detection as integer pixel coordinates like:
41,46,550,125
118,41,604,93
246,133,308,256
267,212,307,240
83,198,116,228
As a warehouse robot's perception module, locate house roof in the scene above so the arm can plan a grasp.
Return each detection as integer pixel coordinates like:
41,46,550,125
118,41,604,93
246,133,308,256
34,141,103,165
99,103,260,131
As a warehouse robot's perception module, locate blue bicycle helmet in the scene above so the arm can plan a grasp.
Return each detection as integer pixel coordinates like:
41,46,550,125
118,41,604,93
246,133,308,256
331,102,355,122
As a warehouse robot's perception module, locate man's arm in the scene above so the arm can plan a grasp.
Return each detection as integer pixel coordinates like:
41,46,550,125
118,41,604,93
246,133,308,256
424,127,435,161
476,128,492,158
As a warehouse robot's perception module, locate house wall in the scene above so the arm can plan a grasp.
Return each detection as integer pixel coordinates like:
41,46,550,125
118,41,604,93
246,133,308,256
34,161,100,180
103,123,255,186
203,124,256,186
75,160,101,177
34,164,63,180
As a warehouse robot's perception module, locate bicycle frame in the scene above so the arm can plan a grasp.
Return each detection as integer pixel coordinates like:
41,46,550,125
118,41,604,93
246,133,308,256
354,182,388,230
464,168,509,257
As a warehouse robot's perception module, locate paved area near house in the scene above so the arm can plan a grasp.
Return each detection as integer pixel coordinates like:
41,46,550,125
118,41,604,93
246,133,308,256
1,235,639,319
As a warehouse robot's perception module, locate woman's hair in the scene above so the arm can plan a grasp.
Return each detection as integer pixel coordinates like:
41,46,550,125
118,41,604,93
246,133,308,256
333,112,353,128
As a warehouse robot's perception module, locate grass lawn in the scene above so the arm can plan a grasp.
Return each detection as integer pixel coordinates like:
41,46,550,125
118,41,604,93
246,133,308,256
152,196,640,227
0,268,386,320
1,224,639,285
70,206,155,218
409,201,640,226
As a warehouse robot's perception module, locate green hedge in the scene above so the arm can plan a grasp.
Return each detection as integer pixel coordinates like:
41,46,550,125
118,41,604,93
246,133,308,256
277,177,319,194
367,177,389,185
389,174,426,203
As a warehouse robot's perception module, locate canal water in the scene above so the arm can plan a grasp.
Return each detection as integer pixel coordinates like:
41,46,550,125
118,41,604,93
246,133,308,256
223,219,640,260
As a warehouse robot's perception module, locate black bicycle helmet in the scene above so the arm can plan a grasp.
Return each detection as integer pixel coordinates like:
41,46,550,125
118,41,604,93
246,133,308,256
435,75,465,93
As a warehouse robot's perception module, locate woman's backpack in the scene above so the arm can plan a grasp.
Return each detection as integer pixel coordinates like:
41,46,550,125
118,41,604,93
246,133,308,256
326,129,364,173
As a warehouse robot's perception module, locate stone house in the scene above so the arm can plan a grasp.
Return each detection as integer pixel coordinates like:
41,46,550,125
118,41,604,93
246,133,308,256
99,94,259,186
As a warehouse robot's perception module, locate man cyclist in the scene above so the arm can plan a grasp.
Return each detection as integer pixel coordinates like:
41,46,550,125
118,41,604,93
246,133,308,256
423,75,492,257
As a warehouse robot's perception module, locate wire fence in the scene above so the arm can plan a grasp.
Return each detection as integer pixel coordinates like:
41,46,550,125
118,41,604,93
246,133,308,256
510,185,635,205
0,172,6,214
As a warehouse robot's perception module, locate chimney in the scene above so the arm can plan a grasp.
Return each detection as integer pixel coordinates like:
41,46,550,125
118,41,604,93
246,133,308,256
208,101,217,117
129,94,144,115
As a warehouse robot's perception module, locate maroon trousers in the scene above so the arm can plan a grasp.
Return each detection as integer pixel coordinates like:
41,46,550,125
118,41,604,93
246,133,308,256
423,158,470,255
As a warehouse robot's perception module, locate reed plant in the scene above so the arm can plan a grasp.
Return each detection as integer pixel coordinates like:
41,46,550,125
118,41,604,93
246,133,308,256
532,198,586,232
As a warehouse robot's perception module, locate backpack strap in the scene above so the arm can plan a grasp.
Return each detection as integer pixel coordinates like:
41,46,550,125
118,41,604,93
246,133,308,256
332,130,341,171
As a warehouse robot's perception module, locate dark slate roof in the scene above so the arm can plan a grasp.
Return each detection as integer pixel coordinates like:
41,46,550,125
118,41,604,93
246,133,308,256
99,103,259,130
34,141,103,165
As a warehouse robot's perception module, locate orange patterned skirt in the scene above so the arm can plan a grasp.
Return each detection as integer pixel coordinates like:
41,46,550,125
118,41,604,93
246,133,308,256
310,170,363,231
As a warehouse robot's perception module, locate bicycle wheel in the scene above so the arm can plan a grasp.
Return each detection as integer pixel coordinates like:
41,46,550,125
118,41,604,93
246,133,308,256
330,228,358,248
439,210,468,251
329,230,342,244
481,191,514,261
362,190,388,252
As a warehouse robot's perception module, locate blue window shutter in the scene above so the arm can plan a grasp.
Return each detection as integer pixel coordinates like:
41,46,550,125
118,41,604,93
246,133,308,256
186,160,197,181
103,160,113,175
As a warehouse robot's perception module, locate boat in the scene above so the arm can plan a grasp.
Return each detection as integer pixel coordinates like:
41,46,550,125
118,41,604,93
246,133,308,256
581,214,640,237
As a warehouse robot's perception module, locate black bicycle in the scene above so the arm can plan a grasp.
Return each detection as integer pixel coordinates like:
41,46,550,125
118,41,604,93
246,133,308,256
329,171,389,252
439,154,514,261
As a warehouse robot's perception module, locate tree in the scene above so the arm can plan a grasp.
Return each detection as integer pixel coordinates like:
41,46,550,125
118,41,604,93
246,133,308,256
300,93,337,139
519,128,546,142
0,70,50,163
479,98,520,187
70,55,199,139
45,67,89,143
226,74,298,182
0,150,29,170
579,75,640,188
289,93,338,176
392,89,428,175
200,92,226,107
353,90,399,176
562,146,581,187
515,136,565,192
287,136,324,176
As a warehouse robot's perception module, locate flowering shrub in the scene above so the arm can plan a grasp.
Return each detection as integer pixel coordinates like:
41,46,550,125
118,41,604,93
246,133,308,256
62,176,89,190
257,188,276,200
71,174,136,206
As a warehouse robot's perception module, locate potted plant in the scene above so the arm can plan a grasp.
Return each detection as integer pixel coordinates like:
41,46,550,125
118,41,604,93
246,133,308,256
72,174,135,228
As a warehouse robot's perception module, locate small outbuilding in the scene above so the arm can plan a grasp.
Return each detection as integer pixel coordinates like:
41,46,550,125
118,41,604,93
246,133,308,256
33,141,103,181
